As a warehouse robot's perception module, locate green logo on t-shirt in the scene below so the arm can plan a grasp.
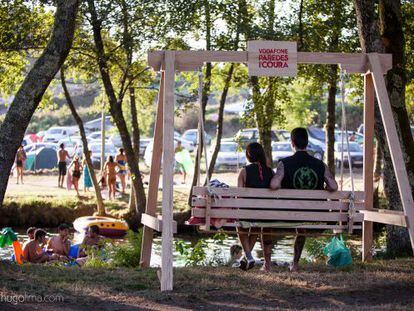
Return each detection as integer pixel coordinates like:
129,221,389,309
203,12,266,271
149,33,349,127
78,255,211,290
293,167,318,189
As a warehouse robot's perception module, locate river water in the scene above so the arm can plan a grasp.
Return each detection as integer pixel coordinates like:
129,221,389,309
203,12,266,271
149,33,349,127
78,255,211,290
0,232,303,267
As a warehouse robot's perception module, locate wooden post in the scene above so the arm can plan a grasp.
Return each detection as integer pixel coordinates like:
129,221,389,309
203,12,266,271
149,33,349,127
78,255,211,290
362,73,375,261
368,53,414,251
140,72,165,268
161,51,175,291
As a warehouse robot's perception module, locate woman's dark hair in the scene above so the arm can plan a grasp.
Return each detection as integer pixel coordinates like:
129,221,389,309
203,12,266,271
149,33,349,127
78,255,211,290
34,229,47,240
119,148,124,155
246,142,268,167
108,155,114,163
291,127,308,149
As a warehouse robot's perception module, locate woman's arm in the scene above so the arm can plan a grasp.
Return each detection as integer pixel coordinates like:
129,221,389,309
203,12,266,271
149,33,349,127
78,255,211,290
324,164,338,192
237,168,246,187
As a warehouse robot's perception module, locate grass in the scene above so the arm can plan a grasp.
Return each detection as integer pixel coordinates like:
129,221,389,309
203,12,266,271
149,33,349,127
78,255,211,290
0,259,413,310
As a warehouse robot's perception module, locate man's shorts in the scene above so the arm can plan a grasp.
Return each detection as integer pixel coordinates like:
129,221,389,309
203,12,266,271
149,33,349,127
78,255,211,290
58,161,67,176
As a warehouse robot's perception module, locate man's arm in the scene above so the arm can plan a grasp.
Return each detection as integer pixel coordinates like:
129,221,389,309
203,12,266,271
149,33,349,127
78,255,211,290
270,162,284,190
324,164,338,192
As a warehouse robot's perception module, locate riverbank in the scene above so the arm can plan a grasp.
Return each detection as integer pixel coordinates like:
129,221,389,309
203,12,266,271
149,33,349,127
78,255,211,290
2,174,191,228
0,258,413,310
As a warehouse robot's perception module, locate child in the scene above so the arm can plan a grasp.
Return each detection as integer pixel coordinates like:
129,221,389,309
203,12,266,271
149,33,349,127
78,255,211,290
47,223,71,257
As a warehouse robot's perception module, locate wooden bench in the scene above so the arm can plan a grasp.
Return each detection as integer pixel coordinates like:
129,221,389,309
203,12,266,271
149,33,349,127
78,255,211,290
190,186,365,234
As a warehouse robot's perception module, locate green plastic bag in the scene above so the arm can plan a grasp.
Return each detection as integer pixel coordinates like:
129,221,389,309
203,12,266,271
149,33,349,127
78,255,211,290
323,235,352,267
0,227,18,248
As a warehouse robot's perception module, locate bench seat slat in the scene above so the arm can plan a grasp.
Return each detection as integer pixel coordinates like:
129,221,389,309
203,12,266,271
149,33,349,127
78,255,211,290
191,198,365,211
192,186,365,201
191,208,364,222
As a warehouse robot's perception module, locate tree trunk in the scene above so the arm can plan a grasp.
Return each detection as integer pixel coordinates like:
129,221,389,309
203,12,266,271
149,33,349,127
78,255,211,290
298,0,304,51
0,0,79,205
128,86,146,213
87,0,145,227
205,64,235,182
354,0,413,256
188,0,212,205
379,0,414,257
60,67,105,215
325,64,338,176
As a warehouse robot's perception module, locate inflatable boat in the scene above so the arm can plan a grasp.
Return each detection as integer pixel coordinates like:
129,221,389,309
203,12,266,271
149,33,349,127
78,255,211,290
73,216,128,238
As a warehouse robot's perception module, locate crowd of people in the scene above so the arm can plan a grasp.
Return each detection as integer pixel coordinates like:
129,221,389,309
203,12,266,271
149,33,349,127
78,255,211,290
57,144,128,199
22,224,103,266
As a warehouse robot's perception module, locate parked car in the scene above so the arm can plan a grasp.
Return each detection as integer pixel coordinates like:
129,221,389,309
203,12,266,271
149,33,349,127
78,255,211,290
209,141,246,170
182,129,211,146
43,126,77,143
144,137,195,167
89,142,118,169
87,131,109,143
109,134,151,157
234,128,279,148
307,140,324,160
271,142,294,163
334,142,364,168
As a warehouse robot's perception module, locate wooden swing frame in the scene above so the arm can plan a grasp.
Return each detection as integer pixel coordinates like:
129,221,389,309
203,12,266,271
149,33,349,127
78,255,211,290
140,47,414,292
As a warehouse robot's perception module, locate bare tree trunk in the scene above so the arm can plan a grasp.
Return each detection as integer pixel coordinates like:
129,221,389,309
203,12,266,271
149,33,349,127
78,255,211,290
188,0,212,205
0,0,79,206
326,64,338,176
206,64,235,181
128,86,146,213
60,67,105,215
87,0,145,228
297,0,305,51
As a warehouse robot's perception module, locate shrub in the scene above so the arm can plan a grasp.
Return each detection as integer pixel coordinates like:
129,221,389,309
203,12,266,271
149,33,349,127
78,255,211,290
107,229,143,268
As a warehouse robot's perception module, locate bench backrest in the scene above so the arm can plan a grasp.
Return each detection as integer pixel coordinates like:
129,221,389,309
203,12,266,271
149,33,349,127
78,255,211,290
190,186,365,232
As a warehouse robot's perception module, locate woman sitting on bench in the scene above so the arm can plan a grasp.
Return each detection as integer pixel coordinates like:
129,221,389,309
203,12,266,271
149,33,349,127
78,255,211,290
270,127,338,272
237,142,274,271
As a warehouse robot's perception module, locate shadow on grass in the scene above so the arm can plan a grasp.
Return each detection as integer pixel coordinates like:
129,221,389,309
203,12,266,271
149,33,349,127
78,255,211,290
1,259,414,310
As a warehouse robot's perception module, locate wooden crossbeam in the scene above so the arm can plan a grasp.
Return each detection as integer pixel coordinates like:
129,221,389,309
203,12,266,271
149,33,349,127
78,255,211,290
148,51,392,73
361,209,407,227
141,213,178,233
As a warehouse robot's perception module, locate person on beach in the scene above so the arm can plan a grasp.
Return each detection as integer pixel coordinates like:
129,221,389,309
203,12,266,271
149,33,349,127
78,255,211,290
15,145,26,184
76,225,104,266
57,143,71,188
82,151,93,192
26,227,36,241
237,142,274,271
115,148,127,194
47,223,71,257
104,155,118,200
270,127,338,272
23,229,62,263
68,156,82,197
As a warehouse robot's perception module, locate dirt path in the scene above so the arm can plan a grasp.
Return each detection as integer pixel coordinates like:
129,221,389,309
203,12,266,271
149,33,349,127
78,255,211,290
1,258,413,310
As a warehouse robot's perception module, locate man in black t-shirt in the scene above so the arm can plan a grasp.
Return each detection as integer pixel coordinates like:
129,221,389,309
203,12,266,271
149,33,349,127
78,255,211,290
270,127,338,272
